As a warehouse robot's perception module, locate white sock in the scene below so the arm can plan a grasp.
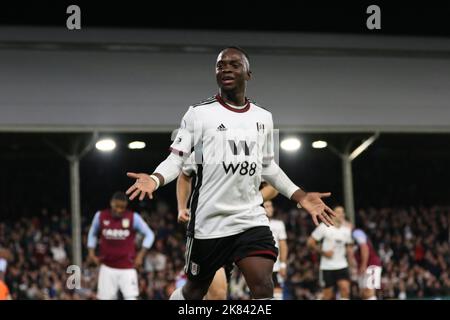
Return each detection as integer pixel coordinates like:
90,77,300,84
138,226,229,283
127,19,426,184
170,287,186,300
338,297,350,300
364,296,377,300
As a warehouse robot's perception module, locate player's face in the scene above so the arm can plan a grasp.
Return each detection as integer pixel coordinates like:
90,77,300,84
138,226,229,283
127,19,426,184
110,199,127,216
263,201,274,218
334,206,345,223
215,49,250,93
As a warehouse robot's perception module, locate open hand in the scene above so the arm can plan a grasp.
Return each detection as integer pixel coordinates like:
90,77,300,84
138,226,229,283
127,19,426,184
126,172,157,201
298,192,336,227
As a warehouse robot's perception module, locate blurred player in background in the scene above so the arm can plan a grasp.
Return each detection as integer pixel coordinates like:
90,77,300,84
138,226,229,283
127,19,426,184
126,47,335,300
87,192,155,300
352,228,382,300
307,206,353,300
263,197,288,300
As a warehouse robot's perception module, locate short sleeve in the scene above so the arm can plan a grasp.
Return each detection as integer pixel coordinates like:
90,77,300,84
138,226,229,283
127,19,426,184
181,153,197,176
352,229,367,245
0,258,7,272
169,107,196,157
311,223,326,241
278,222,287,241
345,228,354,244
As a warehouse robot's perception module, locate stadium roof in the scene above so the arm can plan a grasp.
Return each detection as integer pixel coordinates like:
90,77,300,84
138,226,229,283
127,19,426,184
1,27,450,133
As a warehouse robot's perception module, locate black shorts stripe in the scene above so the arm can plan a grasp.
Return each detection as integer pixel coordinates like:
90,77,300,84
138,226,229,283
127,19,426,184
187,163,203,238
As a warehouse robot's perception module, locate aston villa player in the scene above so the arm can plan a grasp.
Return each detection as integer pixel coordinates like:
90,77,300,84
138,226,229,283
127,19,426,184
87,192,155,300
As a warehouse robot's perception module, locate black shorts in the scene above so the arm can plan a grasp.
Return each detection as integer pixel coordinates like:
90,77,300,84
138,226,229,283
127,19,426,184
224,262,234,283
320,268,350,288
185,226,278,281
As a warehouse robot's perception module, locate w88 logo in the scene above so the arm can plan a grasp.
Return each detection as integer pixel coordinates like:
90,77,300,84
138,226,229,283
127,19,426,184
222,161,257,176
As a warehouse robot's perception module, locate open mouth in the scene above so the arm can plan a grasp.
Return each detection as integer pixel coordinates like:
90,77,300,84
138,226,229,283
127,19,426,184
221,76,235,85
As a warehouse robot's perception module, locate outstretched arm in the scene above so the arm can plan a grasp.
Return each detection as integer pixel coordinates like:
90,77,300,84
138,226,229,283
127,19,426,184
126,153,186,201
126,107,196,201
262,160,335,226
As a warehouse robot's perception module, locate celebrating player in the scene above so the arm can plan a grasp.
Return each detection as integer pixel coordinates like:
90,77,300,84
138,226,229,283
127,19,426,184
263,199,288,300
307,206,353,300
87,192,155,300
352,228,382,300
126,47,335,300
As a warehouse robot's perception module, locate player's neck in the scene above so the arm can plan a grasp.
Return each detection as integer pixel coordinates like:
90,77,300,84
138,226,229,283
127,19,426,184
219,90,246,106
111,211,121,219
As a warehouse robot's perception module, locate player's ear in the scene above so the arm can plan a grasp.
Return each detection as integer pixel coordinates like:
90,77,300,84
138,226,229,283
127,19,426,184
246,69,252,80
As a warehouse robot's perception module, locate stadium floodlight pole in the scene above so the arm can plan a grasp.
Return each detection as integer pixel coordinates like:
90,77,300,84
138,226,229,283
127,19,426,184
45,132,98,268
341,151,356,225
68,155,82,268
327,132,380,225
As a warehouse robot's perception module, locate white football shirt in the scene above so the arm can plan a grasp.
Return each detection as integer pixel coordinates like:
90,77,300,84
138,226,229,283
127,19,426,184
269,219,287,272
171,95,274,239
311,223,353,270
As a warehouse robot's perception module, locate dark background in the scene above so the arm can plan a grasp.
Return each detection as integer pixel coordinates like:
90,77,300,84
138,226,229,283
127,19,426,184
1,132,449,219
1,1,450,37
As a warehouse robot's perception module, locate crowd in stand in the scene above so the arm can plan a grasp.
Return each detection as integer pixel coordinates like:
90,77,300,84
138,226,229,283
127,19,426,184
0,203,449,300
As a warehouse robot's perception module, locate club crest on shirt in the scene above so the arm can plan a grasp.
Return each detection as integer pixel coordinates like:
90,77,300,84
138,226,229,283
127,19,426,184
256,122,265,132
122,218,130,228
191,262,200,276
103,220,110,226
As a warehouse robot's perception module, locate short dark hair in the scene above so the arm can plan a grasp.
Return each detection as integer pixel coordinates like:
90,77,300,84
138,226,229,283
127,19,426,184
224,46,250,62
111,191,128,202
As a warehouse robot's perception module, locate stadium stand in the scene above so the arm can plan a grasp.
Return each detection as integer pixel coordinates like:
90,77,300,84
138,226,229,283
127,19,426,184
1,201,448,299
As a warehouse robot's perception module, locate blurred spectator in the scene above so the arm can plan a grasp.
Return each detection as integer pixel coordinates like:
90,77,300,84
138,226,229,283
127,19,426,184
144,246,167,273
0,204,449,299
0,279,11,300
